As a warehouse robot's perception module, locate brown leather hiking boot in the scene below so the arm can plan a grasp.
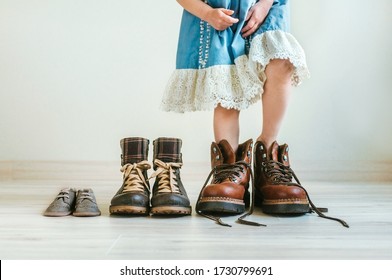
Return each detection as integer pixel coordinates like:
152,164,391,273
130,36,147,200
254,140,310,214
150,137,191,215
254,140,349,227
196,139,253,215
109,137,151,215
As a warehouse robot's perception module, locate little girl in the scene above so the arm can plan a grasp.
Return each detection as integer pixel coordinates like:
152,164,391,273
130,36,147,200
162,0,348,227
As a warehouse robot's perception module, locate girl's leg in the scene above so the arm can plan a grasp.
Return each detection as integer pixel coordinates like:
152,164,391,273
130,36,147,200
257,59,294,148
213,105,240,151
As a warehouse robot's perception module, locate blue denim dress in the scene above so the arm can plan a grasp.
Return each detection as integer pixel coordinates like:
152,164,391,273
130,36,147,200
162,0,309,113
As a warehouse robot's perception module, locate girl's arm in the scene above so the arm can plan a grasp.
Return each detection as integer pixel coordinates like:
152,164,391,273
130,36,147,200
176,0,239,31
241,0,274,37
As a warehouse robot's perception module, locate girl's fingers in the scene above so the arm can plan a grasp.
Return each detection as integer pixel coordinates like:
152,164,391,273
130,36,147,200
221,9,235,16
241,19,256,33
221,10,239,24
245,7,254,21
242,20,259,37
209,8,239,30
242,27,256,37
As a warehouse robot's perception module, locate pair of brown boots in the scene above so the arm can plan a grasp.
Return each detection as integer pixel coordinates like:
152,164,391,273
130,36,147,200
196,139,349,227
109,137,191,216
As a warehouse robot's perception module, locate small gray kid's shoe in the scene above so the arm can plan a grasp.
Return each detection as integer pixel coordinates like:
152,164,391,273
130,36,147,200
73,188,101,217
43,188,77,217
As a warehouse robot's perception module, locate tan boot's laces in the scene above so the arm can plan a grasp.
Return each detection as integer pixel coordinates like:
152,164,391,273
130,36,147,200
121,161,151,193
149,159,182,194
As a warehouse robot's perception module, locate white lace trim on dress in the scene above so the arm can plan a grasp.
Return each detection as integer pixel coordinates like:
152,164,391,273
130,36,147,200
161,30,310,113
249,30,310,86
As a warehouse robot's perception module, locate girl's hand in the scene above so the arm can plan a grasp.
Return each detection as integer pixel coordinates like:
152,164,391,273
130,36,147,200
204,8,239,31
241,0,273,38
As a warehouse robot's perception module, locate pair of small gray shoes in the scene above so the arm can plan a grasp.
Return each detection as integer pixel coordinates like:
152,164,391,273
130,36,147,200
44,188,101,217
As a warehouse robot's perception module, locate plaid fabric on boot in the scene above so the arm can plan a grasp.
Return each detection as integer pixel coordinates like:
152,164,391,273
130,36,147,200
150,137,191,215
121,137,149,166
153,137,182,166
110,137,151,215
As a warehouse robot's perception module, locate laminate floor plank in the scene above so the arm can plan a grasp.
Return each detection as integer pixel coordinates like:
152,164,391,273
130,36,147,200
0,164,391,260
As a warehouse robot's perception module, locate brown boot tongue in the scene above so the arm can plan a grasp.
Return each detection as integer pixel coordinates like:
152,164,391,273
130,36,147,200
269,141,280,161
218,140,236,164
279,144,290,166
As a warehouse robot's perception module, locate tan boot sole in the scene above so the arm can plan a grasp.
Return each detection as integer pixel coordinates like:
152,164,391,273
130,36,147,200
109,205,149,215
150,206,191,215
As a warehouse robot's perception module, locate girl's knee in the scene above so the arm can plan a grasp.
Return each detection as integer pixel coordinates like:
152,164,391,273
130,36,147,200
214,104,240,117
267,59,294,78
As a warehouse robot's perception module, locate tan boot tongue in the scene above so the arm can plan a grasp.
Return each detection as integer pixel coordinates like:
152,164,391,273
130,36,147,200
218,140,236,164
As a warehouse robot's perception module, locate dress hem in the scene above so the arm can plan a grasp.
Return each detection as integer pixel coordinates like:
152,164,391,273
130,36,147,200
161,30,310,113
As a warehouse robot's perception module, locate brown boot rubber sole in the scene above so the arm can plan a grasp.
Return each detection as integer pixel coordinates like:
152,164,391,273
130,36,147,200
197,198,245,214
262,199,310,214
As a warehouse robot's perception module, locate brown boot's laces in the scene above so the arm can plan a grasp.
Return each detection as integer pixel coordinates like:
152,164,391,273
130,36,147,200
149,159,182,194
121,161,151,193
196,161,266,227
264,160,349,228
212,163,245,183
263,161,293,183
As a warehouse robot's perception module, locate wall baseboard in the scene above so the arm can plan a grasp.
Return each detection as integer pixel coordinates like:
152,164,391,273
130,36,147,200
0,160,391,182
292,160,392,182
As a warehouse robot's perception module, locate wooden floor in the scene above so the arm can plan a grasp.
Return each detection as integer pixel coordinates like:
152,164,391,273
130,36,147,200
1,161,392,260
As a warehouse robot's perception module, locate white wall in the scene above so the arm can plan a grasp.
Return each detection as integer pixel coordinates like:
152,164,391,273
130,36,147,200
0,0,391,163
